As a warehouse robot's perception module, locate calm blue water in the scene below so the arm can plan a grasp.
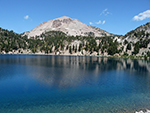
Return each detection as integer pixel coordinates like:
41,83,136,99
0,55,150,113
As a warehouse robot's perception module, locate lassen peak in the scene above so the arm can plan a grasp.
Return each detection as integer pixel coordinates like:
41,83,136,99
24,16,112,38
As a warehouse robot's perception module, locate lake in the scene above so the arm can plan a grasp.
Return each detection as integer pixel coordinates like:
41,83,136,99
0,55,150,113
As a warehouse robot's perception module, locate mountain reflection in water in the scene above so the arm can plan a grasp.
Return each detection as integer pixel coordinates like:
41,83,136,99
1,55,149,89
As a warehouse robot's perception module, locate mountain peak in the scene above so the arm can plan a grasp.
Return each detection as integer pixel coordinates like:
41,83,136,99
56,16,72,20
24,16,112,38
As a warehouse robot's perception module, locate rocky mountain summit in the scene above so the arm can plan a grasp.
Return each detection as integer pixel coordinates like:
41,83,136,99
24,16,112,38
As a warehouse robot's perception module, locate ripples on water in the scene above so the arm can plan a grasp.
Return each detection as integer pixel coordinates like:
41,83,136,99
0,55,150,113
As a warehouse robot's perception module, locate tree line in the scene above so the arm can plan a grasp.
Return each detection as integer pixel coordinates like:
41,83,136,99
0,27,150,57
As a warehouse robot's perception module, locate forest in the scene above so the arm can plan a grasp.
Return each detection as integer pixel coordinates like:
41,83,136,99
0,27,150,58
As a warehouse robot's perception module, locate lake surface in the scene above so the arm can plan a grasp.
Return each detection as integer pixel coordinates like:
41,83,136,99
0,55,150,113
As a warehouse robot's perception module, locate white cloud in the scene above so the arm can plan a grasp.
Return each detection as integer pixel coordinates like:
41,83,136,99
102,20,105,24
133,10,150,21
100,8,111,16
96,20,101,24
89,20,105,25
106,12,110,15
24,15,29,19
89,22,93,25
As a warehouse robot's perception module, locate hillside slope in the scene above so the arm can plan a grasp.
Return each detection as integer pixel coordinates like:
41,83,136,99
123,22,150,43
119,22,150,57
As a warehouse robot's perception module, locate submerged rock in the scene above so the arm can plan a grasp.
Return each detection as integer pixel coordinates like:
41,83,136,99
17,108,24,112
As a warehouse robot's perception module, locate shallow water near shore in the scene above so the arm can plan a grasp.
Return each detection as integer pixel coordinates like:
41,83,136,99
0,55,150,113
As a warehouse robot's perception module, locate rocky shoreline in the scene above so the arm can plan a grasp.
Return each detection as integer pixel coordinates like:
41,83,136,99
0,50,150,61
136,110,150,113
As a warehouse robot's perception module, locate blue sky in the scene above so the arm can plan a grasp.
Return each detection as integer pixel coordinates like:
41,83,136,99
0,0,150,35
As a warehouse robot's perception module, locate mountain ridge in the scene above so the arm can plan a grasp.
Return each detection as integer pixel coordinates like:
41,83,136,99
0,19,150,59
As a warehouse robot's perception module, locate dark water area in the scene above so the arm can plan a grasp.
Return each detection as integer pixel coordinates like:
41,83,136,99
0,55,150,113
